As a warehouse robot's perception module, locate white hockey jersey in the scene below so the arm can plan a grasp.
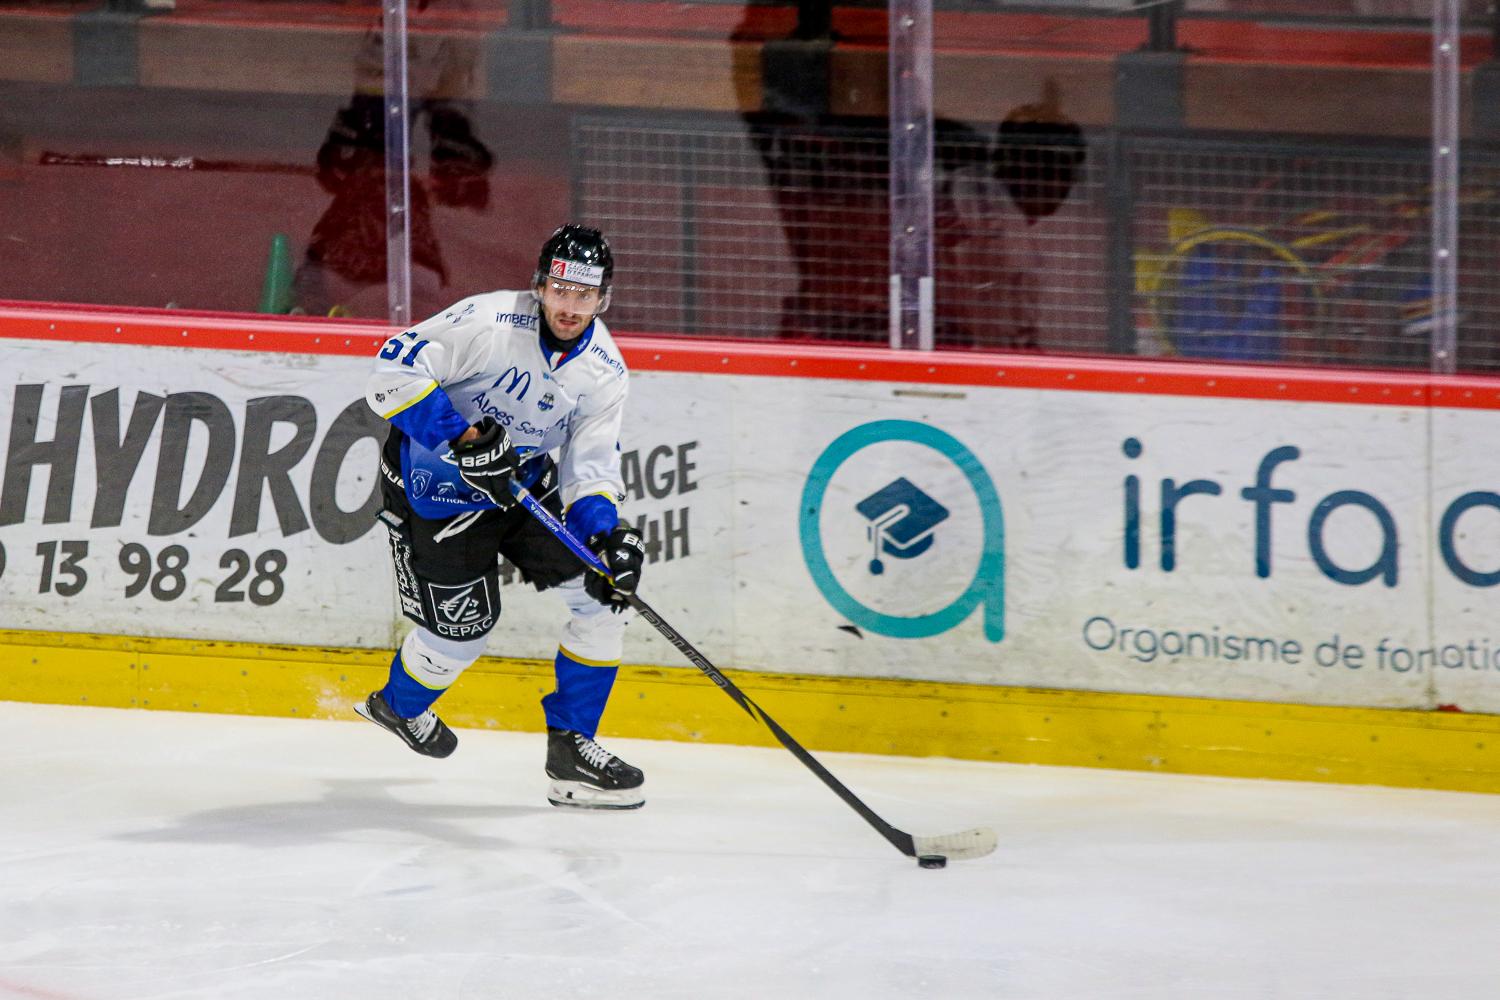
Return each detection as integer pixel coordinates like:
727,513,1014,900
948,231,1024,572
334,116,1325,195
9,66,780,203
365,289,628,512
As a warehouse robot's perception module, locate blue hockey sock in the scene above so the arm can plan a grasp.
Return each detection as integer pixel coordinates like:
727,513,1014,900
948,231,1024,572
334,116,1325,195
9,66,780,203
541,646,619,738
380,651,444,719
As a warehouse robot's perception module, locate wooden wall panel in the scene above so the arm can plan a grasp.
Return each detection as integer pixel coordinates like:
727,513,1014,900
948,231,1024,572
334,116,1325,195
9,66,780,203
1185,62,1442,139
553,35,760,111
0,15,74,85
833,48,1114,125
138,22,367,96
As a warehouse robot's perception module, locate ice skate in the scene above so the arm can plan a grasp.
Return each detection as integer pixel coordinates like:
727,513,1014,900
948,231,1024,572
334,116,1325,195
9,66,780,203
355,690,458,759
545,727,645,809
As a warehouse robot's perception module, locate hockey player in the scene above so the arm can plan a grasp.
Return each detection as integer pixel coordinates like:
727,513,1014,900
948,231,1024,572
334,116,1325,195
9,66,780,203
359,224,648,809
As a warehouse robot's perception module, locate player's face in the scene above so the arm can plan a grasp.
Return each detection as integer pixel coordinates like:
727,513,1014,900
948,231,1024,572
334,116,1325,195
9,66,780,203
536,278,603,340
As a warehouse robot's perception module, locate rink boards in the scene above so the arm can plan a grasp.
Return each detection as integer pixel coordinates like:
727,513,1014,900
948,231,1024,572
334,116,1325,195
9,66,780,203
2,306,1499,792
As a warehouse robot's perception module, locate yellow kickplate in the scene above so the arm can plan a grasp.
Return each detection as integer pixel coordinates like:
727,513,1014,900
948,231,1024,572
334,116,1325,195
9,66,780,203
4,629,1499,794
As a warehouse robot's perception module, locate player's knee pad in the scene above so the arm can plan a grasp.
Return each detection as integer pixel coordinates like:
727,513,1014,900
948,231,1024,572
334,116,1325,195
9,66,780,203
558,577,628,664
399,627,487,690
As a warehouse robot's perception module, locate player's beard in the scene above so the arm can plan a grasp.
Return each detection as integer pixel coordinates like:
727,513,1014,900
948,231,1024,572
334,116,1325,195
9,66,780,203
544,305,592,341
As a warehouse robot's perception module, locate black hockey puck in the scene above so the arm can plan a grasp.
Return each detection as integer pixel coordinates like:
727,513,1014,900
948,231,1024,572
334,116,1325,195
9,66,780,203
917,855,947,869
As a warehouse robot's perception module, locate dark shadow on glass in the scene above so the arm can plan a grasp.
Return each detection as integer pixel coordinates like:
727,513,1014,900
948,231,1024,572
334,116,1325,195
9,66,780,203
295,4,495,320
729,6,1088,350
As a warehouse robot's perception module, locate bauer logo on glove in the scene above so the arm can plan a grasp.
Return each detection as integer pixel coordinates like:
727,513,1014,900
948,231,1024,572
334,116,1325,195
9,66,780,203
452,416,521,510
585,527,645,612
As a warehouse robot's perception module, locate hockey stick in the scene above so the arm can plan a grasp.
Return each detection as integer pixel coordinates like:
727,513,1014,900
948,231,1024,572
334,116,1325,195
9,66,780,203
509,481,998,866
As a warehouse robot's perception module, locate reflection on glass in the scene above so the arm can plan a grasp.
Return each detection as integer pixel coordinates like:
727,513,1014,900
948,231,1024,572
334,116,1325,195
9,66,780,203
297,4,494,319
0,0,1495,373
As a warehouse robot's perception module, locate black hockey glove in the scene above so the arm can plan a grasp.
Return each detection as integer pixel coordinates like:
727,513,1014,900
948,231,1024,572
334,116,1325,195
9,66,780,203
452,417,521,510
584,526,645,613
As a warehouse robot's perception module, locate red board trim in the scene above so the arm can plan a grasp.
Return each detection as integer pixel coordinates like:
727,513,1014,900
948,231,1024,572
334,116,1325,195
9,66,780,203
3,303,1499,410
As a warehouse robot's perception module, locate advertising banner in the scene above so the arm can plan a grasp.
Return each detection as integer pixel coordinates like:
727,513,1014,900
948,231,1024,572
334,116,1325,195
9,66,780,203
4,335,1498,714
3,342,393,647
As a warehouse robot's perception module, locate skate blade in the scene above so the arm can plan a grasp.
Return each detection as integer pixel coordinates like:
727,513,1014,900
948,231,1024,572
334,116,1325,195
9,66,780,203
547,779,645,810
352,701,375,723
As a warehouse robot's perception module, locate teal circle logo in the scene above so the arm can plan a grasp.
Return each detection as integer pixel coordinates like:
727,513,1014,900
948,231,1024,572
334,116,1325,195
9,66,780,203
799,420,1005,642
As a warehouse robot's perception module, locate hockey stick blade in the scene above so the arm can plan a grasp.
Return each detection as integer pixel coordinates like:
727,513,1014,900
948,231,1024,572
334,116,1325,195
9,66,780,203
913,827,998,862
509,479,995,863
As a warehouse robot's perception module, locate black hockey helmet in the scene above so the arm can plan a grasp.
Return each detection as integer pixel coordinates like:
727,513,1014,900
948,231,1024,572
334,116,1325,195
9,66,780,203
534,224,614,310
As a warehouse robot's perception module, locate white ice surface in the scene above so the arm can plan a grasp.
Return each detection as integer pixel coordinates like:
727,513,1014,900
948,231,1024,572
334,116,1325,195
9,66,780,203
3,702,1500,1000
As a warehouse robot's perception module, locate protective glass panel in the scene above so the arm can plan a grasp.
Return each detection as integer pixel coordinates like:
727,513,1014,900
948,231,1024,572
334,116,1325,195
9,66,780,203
1445,0,1500,375
6,0,1495,371
0,0,416,319
1122,1,1458,370
575,118,891,341
925,4,1117,353
1458,136,1500,375
1183,0,1484,22
558,4,882,344
1133,142,1437,369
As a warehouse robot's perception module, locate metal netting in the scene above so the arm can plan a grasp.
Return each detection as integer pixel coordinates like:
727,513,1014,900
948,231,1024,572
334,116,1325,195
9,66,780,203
574,116,1500,370
573,120,890,343
1456,156,1500,372
574,116,1113,352
1131,139,1500,371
